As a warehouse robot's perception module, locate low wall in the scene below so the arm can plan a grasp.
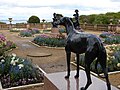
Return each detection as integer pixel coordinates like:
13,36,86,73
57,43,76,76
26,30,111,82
0,23,52,30
0,23,120,32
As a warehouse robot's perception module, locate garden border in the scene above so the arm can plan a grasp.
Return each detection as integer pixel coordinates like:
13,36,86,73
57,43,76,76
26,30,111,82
0,65,46,90
29,41,65,50
71,61,120,76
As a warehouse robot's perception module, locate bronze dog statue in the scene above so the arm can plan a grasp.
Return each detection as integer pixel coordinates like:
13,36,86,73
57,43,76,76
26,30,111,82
54,16,111,90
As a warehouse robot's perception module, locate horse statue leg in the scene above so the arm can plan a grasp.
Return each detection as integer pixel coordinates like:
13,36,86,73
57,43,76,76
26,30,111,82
75,54,79,78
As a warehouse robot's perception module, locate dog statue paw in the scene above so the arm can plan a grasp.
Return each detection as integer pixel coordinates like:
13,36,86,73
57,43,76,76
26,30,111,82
81,87,86,90
65,75,69,79
74,75,79,78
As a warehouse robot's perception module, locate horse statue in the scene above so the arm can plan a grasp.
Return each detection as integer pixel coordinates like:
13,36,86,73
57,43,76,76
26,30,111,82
54,17,111,90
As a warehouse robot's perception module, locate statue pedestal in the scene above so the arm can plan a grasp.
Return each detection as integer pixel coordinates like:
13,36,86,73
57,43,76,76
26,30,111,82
44,70,118,90
50,28,60,38
51,28,59,33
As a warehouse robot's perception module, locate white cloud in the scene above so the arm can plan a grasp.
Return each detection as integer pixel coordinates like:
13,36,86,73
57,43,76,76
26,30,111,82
0,0,120,23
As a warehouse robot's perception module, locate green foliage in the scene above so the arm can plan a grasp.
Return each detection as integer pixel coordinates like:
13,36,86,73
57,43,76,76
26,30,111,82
104,35,120,44
80,12,120,24
28,15,40,23
99,32,114,38
33,34,65,47
94,15,109,24
19,28,40,37
20,30,32,37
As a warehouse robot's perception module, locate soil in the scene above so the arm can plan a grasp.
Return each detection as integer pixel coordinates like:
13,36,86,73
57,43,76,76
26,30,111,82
1,30,120,90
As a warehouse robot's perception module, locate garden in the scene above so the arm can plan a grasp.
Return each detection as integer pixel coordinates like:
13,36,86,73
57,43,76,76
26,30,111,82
0,32,44,89
0,29,120,89
31,29,120,74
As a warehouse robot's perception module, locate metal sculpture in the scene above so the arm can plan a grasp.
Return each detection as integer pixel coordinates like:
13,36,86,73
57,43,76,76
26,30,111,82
54,16,111,90
73,9,80,30
52,13,58,28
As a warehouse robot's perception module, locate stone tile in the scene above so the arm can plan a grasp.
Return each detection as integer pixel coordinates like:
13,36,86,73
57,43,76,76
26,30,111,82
44,70,119,90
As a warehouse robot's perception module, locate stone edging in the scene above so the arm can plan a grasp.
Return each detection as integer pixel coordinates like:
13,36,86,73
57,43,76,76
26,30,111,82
71,61,120,76
0,65,46,90
3,83,44,90
29,41,65,50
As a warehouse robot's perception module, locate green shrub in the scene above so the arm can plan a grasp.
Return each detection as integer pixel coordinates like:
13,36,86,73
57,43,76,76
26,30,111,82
20,30,32,37
33,34,65,47
104,35,120,44
99,32,113,38
19,28,40,37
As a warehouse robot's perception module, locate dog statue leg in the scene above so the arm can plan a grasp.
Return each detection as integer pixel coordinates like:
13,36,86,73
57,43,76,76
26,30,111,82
75,54,79,78
81,64,92,90
65,52,71,79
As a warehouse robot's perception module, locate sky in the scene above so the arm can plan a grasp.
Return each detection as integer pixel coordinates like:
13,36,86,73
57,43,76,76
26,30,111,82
0,0,120,24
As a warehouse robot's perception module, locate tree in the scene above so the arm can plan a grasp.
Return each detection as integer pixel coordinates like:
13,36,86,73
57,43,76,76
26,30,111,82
28,15,40,23
79,12,120,24
94,15,109,24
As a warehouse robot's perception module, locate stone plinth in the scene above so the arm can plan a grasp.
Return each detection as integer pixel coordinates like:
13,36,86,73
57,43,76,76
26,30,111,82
51,28,59,33
44,70,118,90
50,28,60,38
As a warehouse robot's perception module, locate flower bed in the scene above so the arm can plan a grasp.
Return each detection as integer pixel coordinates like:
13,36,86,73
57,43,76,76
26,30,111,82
104,35,120,44
20,28,40,37
99,32,120,44
0,34,16,56
74,44,120,74
33,34,65,47
0,53,44,89
99,32,114,38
